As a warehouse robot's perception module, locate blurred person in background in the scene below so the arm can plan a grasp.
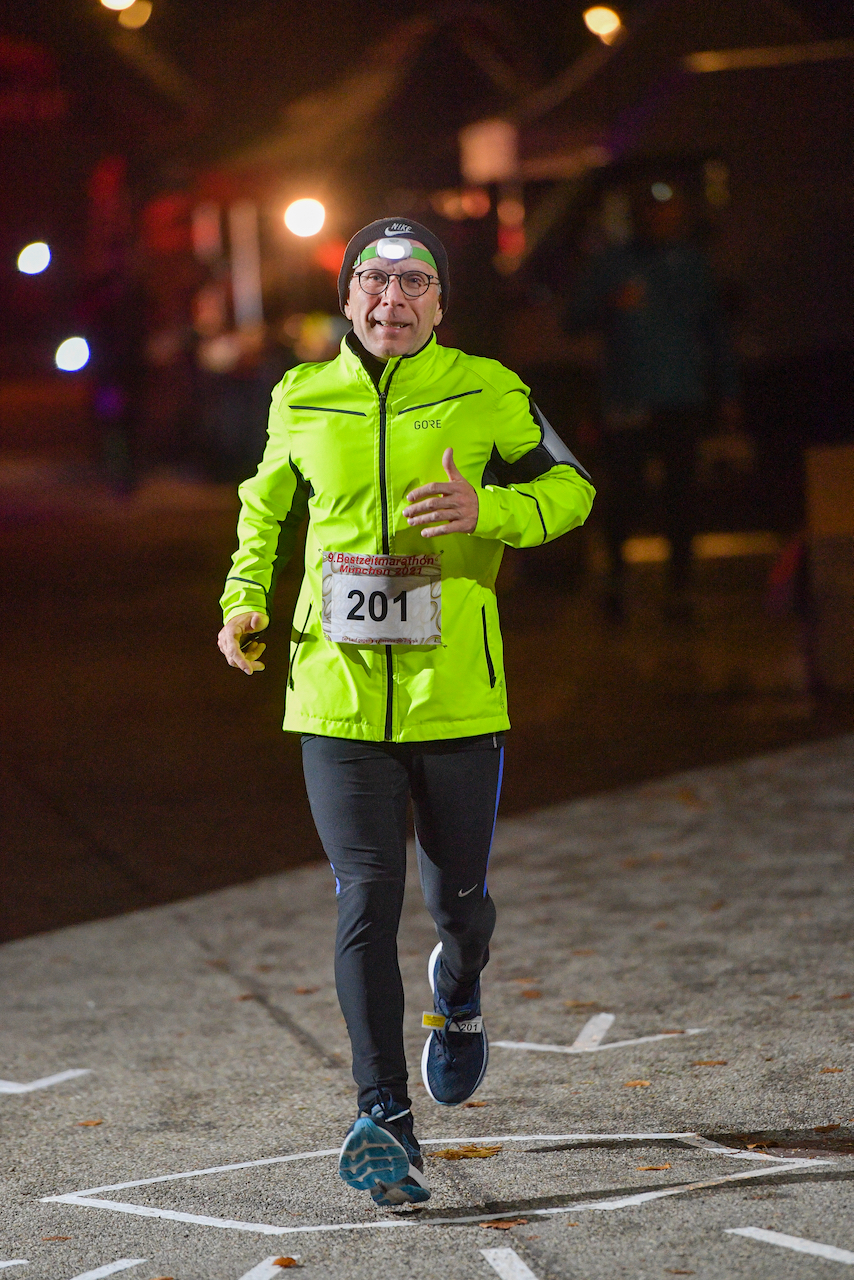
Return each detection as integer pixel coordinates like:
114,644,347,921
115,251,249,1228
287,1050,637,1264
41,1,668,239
565,182,741,621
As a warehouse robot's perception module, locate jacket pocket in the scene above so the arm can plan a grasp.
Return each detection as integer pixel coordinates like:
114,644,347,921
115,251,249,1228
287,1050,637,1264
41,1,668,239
288,602,313,691
481,604,496,689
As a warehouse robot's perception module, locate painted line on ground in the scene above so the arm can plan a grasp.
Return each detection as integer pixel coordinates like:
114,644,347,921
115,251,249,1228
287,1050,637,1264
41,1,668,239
237,1257,301,1279
570,1013,615,1050
41,1133,831,1238
69,1261,146,1280
726,1226,854,1265
494,1029,707,1054
0,1069,91,1095
481,1247,539,1279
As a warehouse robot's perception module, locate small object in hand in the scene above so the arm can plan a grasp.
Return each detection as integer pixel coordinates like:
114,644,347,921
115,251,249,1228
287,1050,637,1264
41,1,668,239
480,1218,528,1230
77,1118,103,1126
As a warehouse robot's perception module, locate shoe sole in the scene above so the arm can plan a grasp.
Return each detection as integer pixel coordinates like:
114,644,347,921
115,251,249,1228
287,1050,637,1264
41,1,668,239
338,1117,409,1192
422,942,489,1106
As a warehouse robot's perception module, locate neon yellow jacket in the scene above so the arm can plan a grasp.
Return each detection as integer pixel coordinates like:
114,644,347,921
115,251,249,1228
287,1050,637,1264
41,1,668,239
221,334,594,741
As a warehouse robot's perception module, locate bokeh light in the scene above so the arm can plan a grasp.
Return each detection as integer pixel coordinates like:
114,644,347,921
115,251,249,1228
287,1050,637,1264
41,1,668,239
100,0,136,10
651,182,674,202
55,338,90,372
118,1,152,28
583,7,622,41
284,199,326,237
17,242,51,274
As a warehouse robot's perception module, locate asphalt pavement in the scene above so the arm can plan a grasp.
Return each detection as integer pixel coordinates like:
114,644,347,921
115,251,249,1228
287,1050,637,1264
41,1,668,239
2,735,853,1279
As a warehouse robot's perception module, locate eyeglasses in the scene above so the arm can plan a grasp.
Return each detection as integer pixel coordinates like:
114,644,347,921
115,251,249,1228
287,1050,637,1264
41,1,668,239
353,268,440,298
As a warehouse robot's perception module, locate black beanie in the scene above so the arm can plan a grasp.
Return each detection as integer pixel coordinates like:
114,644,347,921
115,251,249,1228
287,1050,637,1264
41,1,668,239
337,216,450,315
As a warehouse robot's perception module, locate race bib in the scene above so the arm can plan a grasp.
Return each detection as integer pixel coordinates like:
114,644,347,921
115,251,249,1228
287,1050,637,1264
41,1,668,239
321,552,441,646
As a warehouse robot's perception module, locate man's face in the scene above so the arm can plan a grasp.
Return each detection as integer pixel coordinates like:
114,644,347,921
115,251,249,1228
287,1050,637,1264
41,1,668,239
344,240,443,360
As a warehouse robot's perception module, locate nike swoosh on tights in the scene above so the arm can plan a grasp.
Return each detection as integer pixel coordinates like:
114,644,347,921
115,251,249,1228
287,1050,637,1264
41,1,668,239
458,883,479,897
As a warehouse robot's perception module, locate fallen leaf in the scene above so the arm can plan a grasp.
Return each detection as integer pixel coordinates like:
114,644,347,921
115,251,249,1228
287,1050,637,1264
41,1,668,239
41,1236,71,1241
707,900,726,912
520,989,542,999
77,1119,103,1126
661,1029,684,1035
236,993,255,1001
814,1124,841,1132
294,986,319,995
564,1000,599,1008
692,1060,727,1067
676,787,708,809
787,994,801,1000
572,948,596,956
832,992,852,999
624,1080,651,1088
654,921,668,929
273,1259,300,1269
821,1067,844,1073
463,1100,488,1108
510,977,537,984
480,1218,528,1230
637,1163,671,1171
428,1144,502,1160
255,963,274,972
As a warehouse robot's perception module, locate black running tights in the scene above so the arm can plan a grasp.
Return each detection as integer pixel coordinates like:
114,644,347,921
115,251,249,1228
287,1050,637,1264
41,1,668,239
301,733,503,1114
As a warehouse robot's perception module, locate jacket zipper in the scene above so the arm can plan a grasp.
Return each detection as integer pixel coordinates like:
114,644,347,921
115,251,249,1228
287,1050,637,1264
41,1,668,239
378,362,401,740
288,602,312,691
481,604,496,689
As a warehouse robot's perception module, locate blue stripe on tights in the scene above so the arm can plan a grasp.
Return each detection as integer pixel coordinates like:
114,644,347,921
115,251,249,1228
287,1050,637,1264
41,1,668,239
484,745,504,896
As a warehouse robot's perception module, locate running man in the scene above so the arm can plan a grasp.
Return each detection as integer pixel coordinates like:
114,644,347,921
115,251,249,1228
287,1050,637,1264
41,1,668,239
218,217,594,1207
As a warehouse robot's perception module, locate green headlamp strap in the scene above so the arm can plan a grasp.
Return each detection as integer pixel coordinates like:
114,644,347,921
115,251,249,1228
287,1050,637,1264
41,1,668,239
353,241,439,273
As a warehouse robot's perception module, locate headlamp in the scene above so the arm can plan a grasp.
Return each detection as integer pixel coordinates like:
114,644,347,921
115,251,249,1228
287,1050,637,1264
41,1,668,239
375,237,409,260
353,240,439,272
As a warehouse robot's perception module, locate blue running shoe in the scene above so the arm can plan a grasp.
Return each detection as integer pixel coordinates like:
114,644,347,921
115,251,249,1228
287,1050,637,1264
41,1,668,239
420,941,489,1106
338,1098,431,1206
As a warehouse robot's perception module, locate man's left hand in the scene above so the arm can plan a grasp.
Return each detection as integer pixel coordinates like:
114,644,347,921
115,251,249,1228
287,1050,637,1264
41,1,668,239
404,447,478,538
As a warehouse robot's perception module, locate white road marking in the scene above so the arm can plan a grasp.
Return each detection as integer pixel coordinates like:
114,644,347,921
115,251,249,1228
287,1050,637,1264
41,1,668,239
41,1132,830,1237
494,1029,707,1054
0,1069,91,1095
237,1257,301,1279
726,1226,854,1265
571,1013,615,1050
69,1261,146,1280
481,1247,539,1279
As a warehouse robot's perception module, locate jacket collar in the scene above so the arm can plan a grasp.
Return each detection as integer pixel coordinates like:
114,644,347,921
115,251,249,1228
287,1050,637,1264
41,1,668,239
341,330,442,394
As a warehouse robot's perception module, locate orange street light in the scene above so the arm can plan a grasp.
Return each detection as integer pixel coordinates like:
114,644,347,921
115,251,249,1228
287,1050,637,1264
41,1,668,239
284,199,326,238
583,7,622,43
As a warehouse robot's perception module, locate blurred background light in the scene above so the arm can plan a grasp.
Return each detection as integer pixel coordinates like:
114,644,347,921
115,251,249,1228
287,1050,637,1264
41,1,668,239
100,0,136,10
17,242,51,274
55,337,90,372
651,181,674,202
284,198,325,237
583,7,622,43
118,1,153,29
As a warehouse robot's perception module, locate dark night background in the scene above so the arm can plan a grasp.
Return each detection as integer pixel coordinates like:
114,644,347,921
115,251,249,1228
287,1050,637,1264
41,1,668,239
1,0,852,942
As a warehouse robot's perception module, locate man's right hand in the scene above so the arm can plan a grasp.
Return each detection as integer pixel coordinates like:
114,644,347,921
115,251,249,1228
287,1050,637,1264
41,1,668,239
217,611,270,676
